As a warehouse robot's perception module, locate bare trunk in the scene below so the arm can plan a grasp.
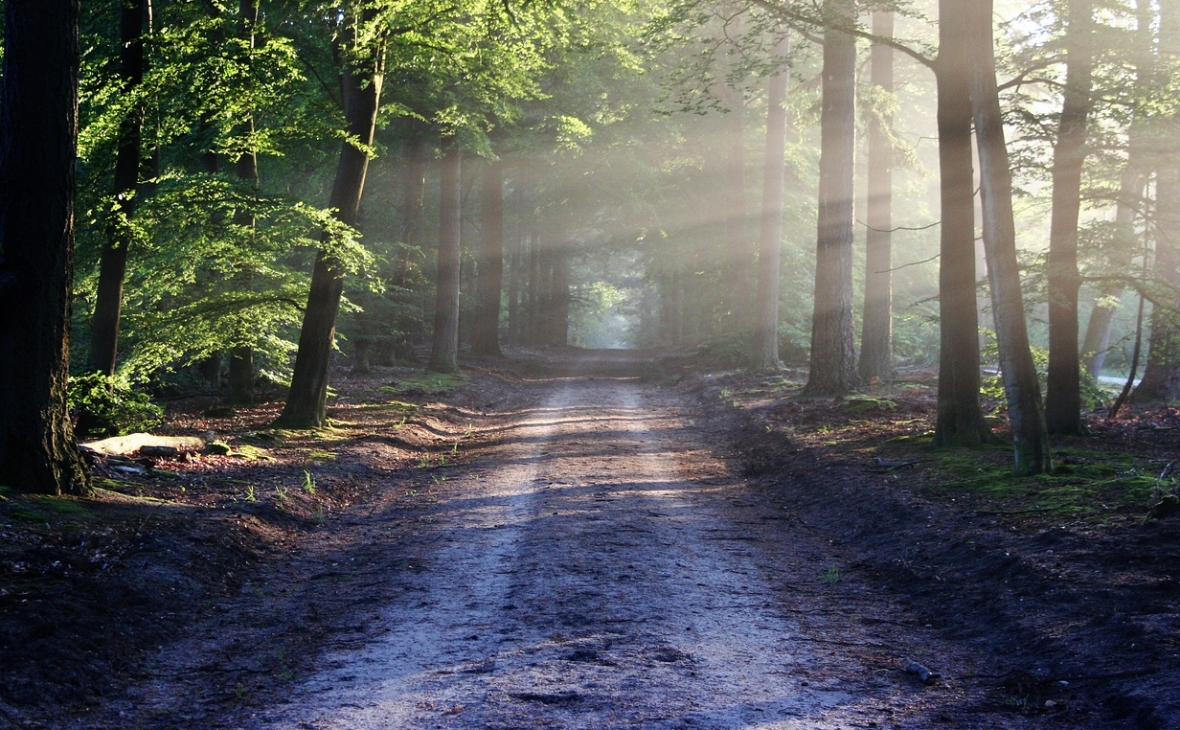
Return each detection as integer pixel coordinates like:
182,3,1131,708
1082,0,1153,380
277,12,383,428
1132,0,1180,402
429,137,462,373
970,0,1052,475
228,0,260,405
1045,0,1095,434
858,10,895,384
804,0,860,397
752,36,790,371
507,230,522,346
88,0,149,376
472,159,504,356
0,0,89,495
932,0,991,447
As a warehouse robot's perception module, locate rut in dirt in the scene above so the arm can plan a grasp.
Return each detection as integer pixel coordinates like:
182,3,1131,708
263,378,850,729
234,375,1037,730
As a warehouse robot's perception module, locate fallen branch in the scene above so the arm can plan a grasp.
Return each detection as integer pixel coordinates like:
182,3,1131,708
80,432,214,457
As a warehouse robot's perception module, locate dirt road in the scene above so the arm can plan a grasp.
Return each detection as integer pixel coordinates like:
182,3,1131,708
81,376,1052,729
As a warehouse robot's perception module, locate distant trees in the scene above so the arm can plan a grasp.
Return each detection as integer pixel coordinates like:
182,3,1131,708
858,10,895,385
752,34,790,371
0,0,90,495
5,0,1177,484
428,137,463,373
471,159,506,357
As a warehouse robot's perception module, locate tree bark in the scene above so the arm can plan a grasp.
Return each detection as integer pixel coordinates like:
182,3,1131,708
88,0,149,376
545,247,571,346
969,0,1052,475
472,159,505,356
858,10,895,384
1045,0,1095,434
0,0,89,495
429,136,462,373
804,0,860,397
277,9,383,428
228,0,260,405
932,0,992,447
1081,165,1147,378
1081,0,1152,379
752,35,790,371
1133,0,1180,402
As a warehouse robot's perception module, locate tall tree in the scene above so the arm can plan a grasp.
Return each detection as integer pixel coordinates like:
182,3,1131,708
1045,0,1095,434
1080,0,1152,378
752,33,790,371
858,9,895,384
804,0,860,396
88,0,150,376
277,5,385,428
429,136,463,373
932,0,992,446
229,0,261,404
471,158,505,356
1134,0,1180,401
970,0,1052,475
0,0,89,495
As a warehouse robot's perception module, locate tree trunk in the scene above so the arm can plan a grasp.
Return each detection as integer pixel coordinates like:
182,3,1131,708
471,159,504,356
752,35,790,371
545,248,571,346
804,0,860,397
1080,163,1147,378
276,11,383,428
858,10,895,384
932,0,992,447
228,0,260,405
1045,0,1095,434
1081,0,1152,380
507,225,523,346
721,77,752,336
1132,0,1180,402
0,0,89,495
88,0,149,376
527,233,542,345
970,0,1052,475
429,137,462,373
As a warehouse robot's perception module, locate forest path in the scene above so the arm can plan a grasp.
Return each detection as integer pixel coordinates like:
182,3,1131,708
94,375,1040,729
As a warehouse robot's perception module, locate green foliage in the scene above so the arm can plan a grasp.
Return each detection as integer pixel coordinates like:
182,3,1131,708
76,173,364,382
69,373,163,439
933,445,1161,518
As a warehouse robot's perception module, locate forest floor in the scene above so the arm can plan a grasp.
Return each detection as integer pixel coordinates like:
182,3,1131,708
1,348,1178,729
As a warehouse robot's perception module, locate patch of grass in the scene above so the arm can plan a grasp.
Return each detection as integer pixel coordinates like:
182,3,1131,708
927,445,1162,516
3,495,92,524
380,371,469,396
233,444,274,461
839,395,897,412
302,470,316,494
307,451,337,462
